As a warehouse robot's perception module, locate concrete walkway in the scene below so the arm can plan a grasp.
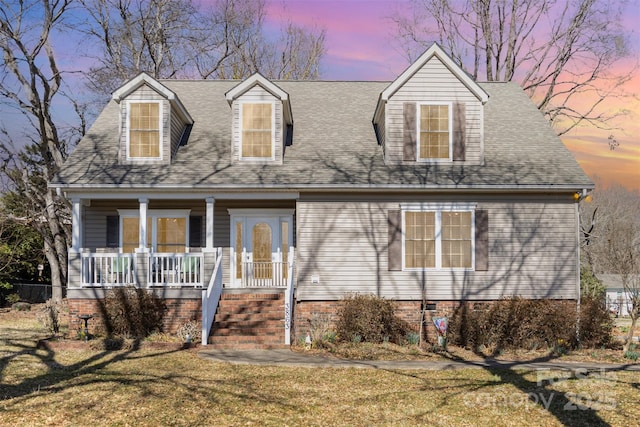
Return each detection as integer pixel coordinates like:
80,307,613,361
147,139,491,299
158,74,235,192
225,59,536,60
198,349,640,372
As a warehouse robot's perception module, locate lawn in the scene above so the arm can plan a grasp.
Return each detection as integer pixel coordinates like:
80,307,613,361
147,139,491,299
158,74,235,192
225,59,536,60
1,307,639,426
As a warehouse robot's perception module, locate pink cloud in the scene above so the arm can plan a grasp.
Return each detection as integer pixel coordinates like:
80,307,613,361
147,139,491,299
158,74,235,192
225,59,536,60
265,0,408,80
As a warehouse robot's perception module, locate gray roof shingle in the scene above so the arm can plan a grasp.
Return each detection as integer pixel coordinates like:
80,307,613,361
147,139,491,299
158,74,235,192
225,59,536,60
53,80,593,190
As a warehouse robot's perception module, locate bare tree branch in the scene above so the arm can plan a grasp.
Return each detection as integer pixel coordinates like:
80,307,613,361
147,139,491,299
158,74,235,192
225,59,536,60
391,0,637,136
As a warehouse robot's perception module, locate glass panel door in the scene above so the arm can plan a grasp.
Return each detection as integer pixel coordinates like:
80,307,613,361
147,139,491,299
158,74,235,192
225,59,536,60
252,223,273,280
229,213,293,287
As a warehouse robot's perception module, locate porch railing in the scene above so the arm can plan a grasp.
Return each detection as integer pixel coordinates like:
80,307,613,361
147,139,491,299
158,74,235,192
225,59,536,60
149,253,204,287
240,248,292,288
201,247,223,345
81,253,135,286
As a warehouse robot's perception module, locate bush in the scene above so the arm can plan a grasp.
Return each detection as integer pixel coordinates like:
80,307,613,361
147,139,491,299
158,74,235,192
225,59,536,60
37,298,67,334
305,313,335,349
176,320,201,343
0,281,13,307
578,295,614,348
102,287,165,338
449,298,614,351
449,298,576,351
335,294,411,344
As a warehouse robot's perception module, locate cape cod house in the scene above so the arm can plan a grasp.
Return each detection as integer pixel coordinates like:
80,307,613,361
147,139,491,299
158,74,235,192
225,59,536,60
52,44,593,347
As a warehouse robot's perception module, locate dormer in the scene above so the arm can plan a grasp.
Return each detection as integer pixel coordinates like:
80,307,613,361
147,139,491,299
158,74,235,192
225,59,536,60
225,73,293,165
373,43,489,165
112,73,193,165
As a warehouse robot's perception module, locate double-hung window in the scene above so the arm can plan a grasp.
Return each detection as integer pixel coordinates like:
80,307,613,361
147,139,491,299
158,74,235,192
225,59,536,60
418,103,451,160
403,206,474,270
119,210,189,253
241,102,274,159
127,101,161,159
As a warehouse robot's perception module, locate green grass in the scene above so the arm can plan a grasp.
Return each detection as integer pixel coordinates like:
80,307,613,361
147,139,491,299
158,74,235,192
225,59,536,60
1,308,639,426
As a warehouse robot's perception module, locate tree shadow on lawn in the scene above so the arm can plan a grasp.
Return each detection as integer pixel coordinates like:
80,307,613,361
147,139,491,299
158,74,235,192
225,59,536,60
384,350,617,427
0,337,300,418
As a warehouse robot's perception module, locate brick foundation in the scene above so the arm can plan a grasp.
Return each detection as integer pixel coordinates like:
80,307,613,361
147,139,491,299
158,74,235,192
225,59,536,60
67,296,201,338
294,299,472,343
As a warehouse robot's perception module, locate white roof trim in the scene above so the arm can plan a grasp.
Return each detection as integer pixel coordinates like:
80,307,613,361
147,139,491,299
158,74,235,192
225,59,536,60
225,73,293,125
373,43,489,123
111,72,194,124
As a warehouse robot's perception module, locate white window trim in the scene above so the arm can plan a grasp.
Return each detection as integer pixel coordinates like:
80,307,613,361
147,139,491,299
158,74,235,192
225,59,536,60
118,209,191,252
238,100,276,161
416,101,452,163
125,100,163,161
401,203,475,271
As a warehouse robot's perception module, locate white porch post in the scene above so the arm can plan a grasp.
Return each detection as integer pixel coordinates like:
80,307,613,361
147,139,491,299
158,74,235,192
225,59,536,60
71,197,82,251
205,197,215,250
138,197,148,251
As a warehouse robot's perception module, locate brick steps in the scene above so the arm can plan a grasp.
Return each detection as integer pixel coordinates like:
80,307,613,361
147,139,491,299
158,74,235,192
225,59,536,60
208,291,286,349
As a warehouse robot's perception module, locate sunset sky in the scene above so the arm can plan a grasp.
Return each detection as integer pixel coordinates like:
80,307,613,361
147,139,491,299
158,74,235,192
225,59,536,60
261,0,640,191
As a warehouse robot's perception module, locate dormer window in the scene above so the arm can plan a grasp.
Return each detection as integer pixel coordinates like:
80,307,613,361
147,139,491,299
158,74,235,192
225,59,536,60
241,102,274,159
226,73,292,165
418,103,450,160
112,73,193,165
127,101,162,159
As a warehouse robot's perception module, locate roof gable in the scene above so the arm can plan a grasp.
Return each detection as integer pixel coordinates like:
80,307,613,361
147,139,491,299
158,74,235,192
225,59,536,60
225,73,293,125
374,43,489,123
111,72,194,124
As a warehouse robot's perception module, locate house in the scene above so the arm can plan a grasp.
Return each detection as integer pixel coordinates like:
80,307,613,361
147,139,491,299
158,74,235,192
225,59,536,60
51,44,593,347
599,274,634,317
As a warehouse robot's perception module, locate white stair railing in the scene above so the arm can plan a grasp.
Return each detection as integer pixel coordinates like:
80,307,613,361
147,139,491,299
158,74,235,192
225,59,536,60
284,247,295,345
201,248,223,345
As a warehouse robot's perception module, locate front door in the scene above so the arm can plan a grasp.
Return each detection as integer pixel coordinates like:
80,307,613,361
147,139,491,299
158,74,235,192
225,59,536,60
245,217,278,286
229,210,293,288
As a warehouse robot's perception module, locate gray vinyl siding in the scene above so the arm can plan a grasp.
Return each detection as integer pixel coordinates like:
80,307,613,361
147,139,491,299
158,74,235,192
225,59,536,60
377,109,386,155
295,195,578,301
170,110,186,157
118,84,172,165
231,85,284,165
385,56,483,165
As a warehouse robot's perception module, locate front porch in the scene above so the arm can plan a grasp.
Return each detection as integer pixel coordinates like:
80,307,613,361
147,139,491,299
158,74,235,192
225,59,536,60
74,250,294,289
65,194,298,347
67,247,296,347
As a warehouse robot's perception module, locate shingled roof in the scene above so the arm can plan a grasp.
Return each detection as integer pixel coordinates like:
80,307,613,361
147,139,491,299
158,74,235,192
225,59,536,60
52,79,592,191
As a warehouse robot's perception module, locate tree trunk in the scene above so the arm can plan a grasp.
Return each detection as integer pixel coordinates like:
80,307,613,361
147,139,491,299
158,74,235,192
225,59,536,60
623,315,638,353
44,238,63,301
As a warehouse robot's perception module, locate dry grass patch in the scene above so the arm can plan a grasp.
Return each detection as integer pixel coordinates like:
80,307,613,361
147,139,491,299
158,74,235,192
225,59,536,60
1,305,640,426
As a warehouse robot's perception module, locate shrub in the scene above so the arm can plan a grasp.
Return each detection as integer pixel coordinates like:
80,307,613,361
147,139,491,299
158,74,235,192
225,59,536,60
102,287,165,338
176,320,201,343
335,294,411,344
37,298,67,334
449,298,582,351
7,293,20,305
306,313,334,349
0,281,13,306
405,332,420,345
577,295,614,348
450,298,614,351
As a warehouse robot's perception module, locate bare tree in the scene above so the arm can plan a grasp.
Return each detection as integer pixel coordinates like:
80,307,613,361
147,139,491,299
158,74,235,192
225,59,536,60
79,0,326,98
392,0,636,135
580,184,640,352
0,0,82,300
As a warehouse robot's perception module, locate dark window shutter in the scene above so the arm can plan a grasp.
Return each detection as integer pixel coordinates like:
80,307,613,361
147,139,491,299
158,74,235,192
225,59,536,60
475,209,489,271
388,210,403,271
403,103,417,161
453,102,466,161
189,216,203,248
106,216,119,248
